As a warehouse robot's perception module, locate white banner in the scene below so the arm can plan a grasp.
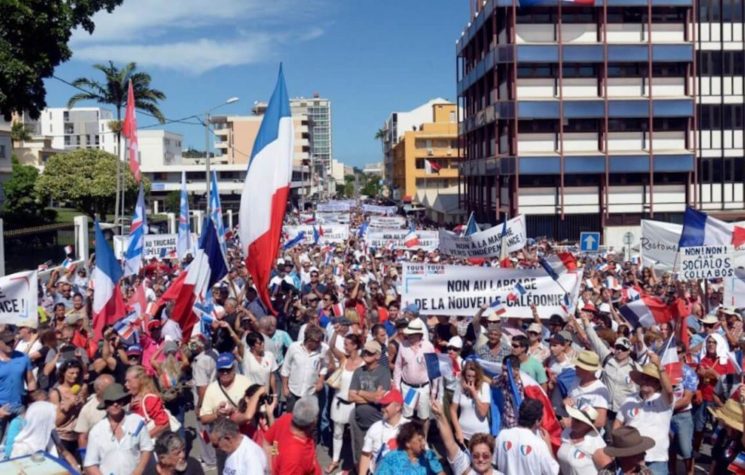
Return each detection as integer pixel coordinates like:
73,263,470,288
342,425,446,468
0,271,38,328
317,201,353,213
640,220,682,271
362,204,397,215
365,230,439,251
113,233,197,259
724,269,745,308
438,215,527,258
316,213,350,224
283,224,349,244
679,245,739,280
401,263,578,318
368,216,406,228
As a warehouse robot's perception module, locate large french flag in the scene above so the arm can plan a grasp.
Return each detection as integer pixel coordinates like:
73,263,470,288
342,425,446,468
619,293,672,328
165,218,228,338
122,80,141,183
177,171,192,260
92,221,127,340
679,207,733,247
539,252,578,280
239,65,293,312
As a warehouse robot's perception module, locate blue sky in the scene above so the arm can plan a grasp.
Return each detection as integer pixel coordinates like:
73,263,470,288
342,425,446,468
43,0,469,168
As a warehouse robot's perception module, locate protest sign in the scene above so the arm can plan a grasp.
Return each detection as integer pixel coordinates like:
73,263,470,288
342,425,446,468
401,263,577,318
0,270,38,328
368,216,406,228
678,245,739,280
316,213,350,224
438,215,527,258
317,201,353,213
283,224,349,244
724,269,745,308
640,220,682,271
114,233,197,259
365,230,439,251
362,204,397,215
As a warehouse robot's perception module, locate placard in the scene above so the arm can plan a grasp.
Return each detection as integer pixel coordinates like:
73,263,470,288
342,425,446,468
368,216,406,228
640,220,682,271
365,230,439,251
283,224,349,244
401,263,578,318
0,270,38,328
438,215,527,258
678,245,737,279
362,204,397,215
113,233,197,259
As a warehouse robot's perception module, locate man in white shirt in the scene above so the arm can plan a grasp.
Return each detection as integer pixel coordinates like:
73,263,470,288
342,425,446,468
495,398,559,475
281,324,328,411
358,389,409,475
75,374,114,456
84,383,153,475
242,332,278,393
565,350,611,432
211,416,267,475
613,352,674,474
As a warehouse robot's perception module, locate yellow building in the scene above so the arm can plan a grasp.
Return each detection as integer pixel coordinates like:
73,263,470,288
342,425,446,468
391,102,463,223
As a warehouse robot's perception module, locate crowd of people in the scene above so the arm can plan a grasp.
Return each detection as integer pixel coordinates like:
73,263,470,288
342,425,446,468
0,201,744,475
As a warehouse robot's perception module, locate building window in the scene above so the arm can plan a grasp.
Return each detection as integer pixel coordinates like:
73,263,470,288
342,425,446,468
64,136,71,146
0,145,5,159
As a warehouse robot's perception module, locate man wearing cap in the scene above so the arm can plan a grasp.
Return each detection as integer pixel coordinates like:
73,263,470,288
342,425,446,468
613,351,673,475
494,398,559,474
199,353,252,426
709,397,745,474
358,389,409,475
349,340,392,464
557,400,612,474
527,322,550,363
565,350,611,432
598,426,656,475
84,383,153,475
581,313,639,429
393,318,436,435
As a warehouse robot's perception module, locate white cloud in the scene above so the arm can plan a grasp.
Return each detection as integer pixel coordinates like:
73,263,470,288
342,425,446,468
73,35,275,75
70,0,327,73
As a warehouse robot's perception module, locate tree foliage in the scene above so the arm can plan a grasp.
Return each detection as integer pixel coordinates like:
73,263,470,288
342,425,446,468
2,157,55,226
10,122,31,142
35,149,139,219
67,61,167,123
0,0,123,120
165,190,181,213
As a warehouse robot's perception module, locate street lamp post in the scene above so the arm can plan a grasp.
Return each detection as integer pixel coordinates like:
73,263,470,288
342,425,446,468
204,97,239,218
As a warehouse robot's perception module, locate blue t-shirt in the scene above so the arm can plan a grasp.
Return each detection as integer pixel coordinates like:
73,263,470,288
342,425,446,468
376,449,444,475
0,351,31,407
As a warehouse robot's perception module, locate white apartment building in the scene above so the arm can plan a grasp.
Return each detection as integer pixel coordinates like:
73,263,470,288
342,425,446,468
25,108,119,155
138,130,183,168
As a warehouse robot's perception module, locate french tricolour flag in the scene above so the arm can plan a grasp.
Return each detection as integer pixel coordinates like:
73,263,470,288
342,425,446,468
679,207,733,247
539,252,577,280
123,184,147,277
239,65,294,312
165,218,228,338
404,230,420,248
92,221,127,340
619,293,672,328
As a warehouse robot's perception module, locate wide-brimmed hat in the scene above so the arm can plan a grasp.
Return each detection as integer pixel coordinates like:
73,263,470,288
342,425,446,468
362,340,382,355
719,307,742,319
574,350,601,372
566,404,599,428
630,364,661,385
709,399,745,432
97,383,131,410
403,318,425,335
700,314,719,325
604,426,655,458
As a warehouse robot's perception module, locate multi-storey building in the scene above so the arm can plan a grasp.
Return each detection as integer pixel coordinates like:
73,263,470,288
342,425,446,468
457,0,705,245
380,98,452,185
20,108,118,155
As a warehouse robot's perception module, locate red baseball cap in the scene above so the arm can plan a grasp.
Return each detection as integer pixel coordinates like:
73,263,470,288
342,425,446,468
379,389,403,405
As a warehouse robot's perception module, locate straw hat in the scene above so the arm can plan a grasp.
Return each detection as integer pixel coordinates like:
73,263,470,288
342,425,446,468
566,404,599,428
700,314,719,325
574,350,601,372
604,427,655,458
709,399,745,432
630,364,661,385
403,318,425,335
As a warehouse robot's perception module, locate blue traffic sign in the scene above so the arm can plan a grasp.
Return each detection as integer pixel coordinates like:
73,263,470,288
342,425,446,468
580,232,600,252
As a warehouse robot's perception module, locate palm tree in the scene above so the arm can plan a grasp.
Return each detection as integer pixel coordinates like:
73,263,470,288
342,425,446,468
67,61,166,231
374,128,386,140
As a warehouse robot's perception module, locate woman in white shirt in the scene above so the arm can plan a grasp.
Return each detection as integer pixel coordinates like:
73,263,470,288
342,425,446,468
326,331,364,474
557,403,612,475
450,360,491,444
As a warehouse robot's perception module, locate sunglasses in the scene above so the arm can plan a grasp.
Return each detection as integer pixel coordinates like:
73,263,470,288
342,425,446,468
614,346,629,351
105,398,129,407
528,331,539,336
447,346,460,352
511,344,522,349
471,451,492,460
218,368,233,374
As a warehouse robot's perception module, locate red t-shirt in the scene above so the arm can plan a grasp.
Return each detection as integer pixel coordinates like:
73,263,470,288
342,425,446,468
698,356,736,401
264,414,321,475
130,393,170,427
